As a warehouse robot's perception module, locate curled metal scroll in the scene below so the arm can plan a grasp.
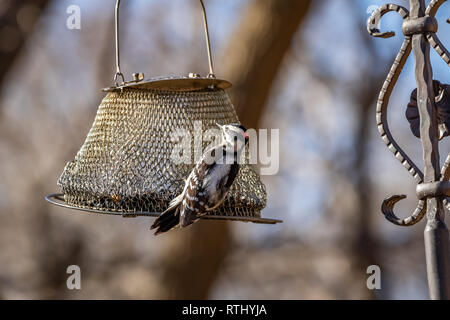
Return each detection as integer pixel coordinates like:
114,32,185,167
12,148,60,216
367,0,450,226
114,0,215,86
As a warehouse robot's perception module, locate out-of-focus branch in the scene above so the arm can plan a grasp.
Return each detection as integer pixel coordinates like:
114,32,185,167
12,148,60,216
223,0,312,129
0,0,51,99
308,4,396,299
153,0,313,299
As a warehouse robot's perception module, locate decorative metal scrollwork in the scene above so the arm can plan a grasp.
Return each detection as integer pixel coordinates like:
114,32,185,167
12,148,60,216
406,80,450,140
367,0,450,227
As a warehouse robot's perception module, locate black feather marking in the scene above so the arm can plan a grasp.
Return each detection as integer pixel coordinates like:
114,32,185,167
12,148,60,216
180,207,199,228
231,123,247,132
151,207,180,235
225,163,239,188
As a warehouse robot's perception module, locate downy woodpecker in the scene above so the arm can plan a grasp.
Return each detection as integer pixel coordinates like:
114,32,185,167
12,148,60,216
151,123,249,235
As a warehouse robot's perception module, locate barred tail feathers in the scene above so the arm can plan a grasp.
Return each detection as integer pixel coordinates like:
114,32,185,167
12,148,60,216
151,206,180,235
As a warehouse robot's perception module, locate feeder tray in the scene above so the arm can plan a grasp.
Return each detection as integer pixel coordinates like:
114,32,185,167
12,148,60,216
45,0,281,225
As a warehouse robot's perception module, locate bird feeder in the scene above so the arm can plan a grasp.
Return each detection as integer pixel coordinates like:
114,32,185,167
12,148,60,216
46,0,281,224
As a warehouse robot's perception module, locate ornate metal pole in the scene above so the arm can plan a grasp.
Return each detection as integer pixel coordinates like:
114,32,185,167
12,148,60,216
367,0,450,299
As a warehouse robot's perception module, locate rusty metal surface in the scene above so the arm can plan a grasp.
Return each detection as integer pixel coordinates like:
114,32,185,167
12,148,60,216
368,0,450,299
406,80,450,140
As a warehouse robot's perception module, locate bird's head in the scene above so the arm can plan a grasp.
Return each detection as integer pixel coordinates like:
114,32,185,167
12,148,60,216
216,123,249,152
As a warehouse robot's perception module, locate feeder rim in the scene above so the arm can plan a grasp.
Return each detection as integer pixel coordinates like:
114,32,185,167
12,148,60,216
102,76,232,92
45,193,283,225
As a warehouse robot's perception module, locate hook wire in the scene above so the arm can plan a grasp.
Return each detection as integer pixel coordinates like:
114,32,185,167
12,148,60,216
200,0,215,78
114,0,124,86
113,0,216,85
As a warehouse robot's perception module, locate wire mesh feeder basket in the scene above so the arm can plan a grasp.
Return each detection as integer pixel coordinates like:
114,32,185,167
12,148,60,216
45,0,281,225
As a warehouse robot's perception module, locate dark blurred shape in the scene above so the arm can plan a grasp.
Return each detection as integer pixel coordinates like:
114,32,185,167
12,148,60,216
406,80,450,141
0,0,51,99
223,0,313,129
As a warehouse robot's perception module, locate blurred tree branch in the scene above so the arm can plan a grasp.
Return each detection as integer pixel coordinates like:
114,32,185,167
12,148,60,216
306,4,397,299
0,0,52,298
153,0,312,299
223,0,313,129
0,0,51,101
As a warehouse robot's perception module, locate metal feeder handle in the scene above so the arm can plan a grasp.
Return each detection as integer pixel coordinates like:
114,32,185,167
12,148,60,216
114,0,215,86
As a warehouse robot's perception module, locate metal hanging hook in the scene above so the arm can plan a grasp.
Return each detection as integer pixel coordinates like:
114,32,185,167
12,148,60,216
114,0,124,86
199,0,215,78
113,0,216,87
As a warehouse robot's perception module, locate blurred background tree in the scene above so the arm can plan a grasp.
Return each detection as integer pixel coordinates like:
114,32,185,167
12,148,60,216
0,0,51,100
0,0,449,299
